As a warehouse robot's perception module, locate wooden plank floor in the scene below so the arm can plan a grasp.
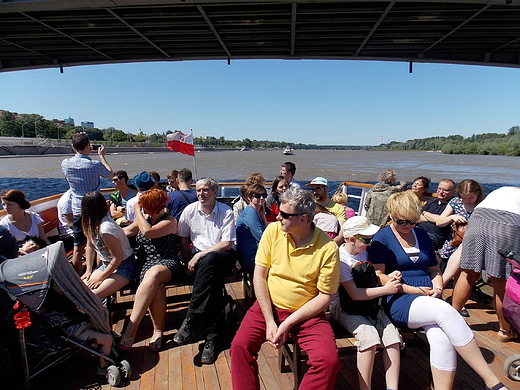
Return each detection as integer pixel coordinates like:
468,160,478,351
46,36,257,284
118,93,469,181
29,274,520,390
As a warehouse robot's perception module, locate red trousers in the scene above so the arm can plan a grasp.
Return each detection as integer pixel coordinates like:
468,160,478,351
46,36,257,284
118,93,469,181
230,301,340,390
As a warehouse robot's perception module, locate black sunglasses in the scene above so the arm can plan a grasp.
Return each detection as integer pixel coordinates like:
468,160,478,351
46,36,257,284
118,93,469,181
395,219,417,226
310,186,325,193
253,193,267,199
112,178,120,182
354,235,372,244
279,210,304,219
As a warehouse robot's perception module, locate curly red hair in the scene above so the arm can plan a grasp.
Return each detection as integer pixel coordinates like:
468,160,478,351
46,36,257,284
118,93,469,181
138,189,169,215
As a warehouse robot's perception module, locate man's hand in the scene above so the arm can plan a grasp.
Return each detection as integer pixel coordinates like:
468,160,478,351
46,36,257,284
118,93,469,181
270,321,290,349
187,252,203,273
98,144,106,157
266,320,282,348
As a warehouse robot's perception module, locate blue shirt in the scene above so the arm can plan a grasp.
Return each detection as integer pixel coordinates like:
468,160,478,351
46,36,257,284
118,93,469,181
61,154,111,215
369,226,437,328
236,205,266,273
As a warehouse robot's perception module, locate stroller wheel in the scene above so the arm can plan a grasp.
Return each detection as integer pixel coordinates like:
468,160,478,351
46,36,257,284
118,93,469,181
504,354,520,381
106,365,121,386
120,359,132,379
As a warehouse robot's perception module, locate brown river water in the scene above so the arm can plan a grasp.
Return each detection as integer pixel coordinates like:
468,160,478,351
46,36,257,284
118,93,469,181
1,149,519,201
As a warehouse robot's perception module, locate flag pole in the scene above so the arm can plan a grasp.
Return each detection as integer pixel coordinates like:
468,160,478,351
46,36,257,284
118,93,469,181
191,129,198,180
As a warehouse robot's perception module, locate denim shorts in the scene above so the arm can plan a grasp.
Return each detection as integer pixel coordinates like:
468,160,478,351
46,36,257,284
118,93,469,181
98,255,135,281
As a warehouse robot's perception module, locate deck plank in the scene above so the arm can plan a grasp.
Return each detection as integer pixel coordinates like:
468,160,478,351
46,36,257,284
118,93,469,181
25,277,520,390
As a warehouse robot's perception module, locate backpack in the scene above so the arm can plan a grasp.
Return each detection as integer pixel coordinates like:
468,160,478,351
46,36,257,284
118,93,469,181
339,261,381,320
221,288,238,345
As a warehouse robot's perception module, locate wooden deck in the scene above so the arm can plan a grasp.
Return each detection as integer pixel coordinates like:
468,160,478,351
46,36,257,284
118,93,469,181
29,273,520,390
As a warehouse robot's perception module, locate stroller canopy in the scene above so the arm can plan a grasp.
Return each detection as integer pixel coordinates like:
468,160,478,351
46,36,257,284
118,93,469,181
0,247,51,310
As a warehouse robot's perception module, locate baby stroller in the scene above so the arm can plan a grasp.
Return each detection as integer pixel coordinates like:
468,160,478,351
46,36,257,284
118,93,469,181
499,249,520,382
0,241,131,388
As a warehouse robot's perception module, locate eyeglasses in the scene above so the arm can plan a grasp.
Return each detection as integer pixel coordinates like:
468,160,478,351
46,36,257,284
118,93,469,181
354,235,372,244
310,186,325,193
437,187,453,193
395,219,417,226
112,178,120,182
279,210,304,219
253,193,267,199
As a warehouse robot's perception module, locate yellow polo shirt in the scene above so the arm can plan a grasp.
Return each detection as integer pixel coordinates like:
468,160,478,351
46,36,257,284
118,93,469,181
255,222,340,311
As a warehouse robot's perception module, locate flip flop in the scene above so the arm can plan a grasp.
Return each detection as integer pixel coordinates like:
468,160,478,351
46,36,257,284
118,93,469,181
118,335,135,351
148,336,163,352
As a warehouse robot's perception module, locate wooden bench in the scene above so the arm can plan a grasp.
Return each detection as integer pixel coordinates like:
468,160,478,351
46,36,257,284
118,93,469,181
278,317,430,389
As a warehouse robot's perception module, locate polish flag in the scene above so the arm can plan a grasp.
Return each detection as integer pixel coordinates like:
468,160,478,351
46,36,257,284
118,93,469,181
167,131,195,156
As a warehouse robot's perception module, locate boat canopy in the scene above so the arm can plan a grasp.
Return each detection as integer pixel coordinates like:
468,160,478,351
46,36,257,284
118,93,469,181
1,0,520,73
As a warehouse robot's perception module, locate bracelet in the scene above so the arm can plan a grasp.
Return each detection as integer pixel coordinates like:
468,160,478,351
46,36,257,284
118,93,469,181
417,287,426,294
435,287,443,292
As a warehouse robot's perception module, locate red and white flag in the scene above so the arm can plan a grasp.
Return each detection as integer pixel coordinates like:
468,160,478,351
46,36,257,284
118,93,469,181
167,131,195,156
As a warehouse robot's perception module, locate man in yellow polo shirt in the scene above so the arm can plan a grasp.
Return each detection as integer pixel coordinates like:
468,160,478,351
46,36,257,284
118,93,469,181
230,187,340,390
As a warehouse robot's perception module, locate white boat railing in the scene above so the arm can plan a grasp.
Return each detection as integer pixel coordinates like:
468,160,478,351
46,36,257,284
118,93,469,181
336,181,374,217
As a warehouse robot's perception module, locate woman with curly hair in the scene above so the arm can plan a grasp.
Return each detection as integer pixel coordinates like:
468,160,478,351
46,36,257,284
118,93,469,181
120,189,183,351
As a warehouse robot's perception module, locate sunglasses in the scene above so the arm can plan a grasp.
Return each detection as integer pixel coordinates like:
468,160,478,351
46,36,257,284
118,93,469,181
395,219,417,226
354,235,372,244
310,186,325,193
253,193,267,199
279,210,304,219
112,178,120,182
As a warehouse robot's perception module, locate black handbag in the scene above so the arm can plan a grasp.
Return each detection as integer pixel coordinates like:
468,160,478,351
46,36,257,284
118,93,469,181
339,261,381,320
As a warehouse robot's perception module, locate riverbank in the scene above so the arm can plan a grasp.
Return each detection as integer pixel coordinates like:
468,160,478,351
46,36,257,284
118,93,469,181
0,145,239,156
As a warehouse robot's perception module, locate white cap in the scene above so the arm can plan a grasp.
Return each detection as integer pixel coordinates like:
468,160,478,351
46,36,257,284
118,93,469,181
306,177,328,186
343,216,380,238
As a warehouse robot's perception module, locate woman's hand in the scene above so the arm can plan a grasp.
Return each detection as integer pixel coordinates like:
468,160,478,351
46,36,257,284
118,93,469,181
388,270,402,282
416,286,432,296
81,270,92,282
429,287,443,299
451,215,467,224
86,275,103,290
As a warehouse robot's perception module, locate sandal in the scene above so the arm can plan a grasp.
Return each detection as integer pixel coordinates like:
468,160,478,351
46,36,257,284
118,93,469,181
497,329,516,343
118,334,135,351
486,382,507,390
148,336,162,352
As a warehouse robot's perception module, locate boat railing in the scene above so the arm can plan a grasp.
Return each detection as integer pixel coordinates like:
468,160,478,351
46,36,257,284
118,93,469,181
336,181,374,216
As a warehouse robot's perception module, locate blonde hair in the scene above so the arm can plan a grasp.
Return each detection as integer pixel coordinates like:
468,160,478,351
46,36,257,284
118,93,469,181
387,191,421,221
332,191,348,206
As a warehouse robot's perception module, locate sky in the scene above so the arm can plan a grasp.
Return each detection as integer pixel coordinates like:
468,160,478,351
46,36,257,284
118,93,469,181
0,59,519,146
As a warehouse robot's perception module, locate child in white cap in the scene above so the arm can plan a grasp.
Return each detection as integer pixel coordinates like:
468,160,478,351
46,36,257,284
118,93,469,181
329,216,403,390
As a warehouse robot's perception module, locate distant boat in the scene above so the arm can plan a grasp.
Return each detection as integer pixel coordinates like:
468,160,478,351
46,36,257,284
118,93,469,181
283,146,294,155
239,146,252,151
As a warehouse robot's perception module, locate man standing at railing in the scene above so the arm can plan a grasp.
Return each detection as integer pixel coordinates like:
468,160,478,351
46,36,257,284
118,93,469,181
230,187,340,390
61,133,113,274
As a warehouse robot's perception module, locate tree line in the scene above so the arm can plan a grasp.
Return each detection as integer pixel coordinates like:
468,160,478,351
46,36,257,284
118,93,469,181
370,126,520,156
0,110,364,150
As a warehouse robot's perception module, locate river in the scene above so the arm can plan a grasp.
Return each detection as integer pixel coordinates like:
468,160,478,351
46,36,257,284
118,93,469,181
0,149,519,201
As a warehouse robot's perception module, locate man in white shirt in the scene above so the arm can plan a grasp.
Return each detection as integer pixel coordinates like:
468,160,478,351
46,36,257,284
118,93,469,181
174,177,237,365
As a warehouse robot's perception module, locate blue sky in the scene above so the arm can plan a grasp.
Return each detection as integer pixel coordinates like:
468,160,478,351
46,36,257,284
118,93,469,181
1,59,519,146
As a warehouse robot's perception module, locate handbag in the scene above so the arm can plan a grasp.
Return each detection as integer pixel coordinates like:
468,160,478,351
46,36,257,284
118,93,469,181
339,261,381,320
450,221,467,247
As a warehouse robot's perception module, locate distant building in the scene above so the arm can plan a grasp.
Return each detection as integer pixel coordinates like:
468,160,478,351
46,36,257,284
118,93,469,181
81,121,94,128
53,119,66,127
64,117,74,126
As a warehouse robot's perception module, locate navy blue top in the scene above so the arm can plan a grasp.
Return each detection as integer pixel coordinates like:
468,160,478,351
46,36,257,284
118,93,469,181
166,189,198,220
236,205,266,274
369,226,437,328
